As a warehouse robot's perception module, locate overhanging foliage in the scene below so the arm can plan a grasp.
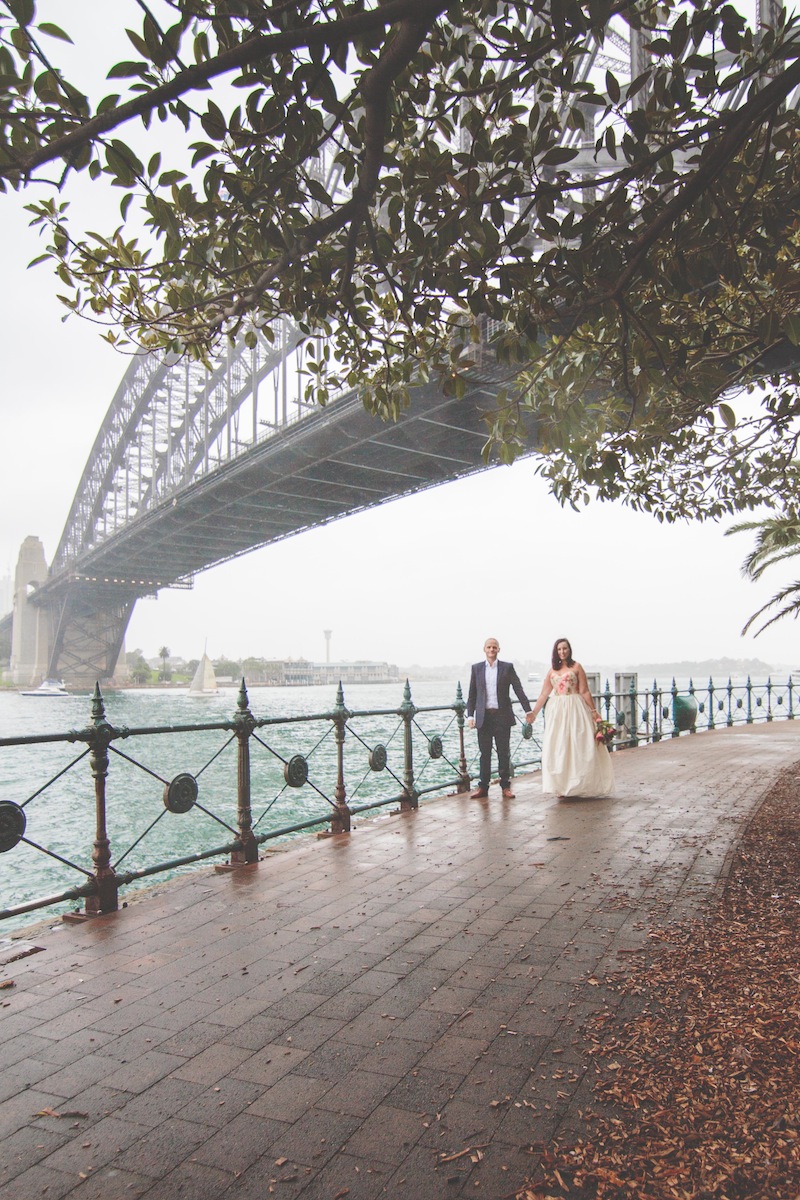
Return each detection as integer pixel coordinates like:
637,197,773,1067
2,0,800,520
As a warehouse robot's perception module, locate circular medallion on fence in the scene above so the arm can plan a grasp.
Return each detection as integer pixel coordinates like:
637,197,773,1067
163,773,198,814
0,800,26,852
369,744,387,772
284,754,308,788
428,735,443,759
522,722,533,740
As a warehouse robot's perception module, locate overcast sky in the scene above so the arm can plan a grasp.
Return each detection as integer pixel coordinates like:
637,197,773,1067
0,2,795,676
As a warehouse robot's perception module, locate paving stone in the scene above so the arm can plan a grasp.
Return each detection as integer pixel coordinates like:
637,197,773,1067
189,1110,287,1174
118,1077,206,1129
0,1121,73,1181
37,1113,153,1175
0,1163,77,1200
384,1065,464,1115
55,1164,153,1199
341,1103,427,1165
232,1042,309,1086
291,1038,371,1083
113,1116,211,1178
135,1159,234,1200
291,1150,388,1199
175,1076,265,1128
261,1106,362,1169
0,1058,62,1104
245,1072,331,1122
170,1041,254,1085
313,1067,399,1119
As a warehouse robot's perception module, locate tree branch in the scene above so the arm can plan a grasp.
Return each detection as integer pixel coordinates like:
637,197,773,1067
1,0,450,182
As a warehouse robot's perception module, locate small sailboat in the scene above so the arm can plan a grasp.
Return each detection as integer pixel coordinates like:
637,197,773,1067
188,652,219,697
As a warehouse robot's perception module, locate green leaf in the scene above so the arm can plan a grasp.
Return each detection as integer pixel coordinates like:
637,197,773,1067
125,28,150,59
107,61,145,79
540,146,579,167
37,22,72,43
783,314,800,346
605,70,620,105
8,0,35,27
718,403,736,429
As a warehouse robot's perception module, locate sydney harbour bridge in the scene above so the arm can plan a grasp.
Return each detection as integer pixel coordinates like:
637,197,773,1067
4,0,791,687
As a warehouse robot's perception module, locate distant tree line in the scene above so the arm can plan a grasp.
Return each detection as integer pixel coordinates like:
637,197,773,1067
125,650,283,685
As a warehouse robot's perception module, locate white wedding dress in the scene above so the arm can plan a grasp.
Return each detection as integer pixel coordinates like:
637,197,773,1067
541,669,614,798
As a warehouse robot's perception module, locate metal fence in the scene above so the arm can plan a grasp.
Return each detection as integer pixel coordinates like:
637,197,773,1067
1,673,794,927
0,681,540,924
594,674,797,746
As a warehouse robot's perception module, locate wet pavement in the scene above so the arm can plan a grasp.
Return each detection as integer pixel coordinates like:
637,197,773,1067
1,721,798,1200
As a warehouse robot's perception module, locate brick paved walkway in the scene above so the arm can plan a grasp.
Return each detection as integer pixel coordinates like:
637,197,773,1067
2,722,798,1200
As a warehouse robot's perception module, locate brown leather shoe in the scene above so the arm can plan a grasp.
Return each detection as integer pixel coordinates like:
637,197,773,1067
501,787,515,799
470,787,489,799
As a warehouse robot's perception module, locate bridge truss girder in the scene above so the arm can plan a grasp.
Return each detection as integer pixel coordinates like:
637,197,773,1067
46,583,137,689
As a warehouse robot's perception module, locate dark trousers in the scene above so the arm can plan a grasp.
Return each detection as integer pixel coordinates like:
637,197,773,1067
477,709,512,788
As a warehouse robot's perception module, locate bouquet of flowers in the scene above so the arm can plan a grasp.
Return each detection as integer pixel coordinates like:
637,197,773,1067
594,718,616,747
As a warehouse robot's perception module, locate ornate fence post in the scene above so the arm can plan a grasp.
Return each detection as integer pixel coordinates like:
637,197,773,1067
652,679,661,742
231,679,258,865
454,682,470,794
726,677,734,726
789,675,795,720
627,676,639,747
84,684,118,916
670,678,680,737
688,677,697,734
602,680,612,722
766,677,773,721
707,677,715,731
746,675,753,724
642,681,652,743
399,680,418,811
331,682,351,834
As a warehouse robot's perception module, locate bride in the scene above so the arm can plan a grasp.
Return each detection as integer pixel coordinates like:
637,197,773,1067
526,637,614,798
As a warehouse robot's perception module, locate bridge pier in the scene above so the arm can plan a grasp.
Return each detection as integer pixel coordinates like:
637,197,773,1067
5,537,135,688
9,536,50,686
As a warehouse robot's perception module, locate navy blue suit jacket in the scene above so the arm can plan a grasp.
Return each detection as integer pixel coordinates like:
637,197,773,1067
467,660,531,729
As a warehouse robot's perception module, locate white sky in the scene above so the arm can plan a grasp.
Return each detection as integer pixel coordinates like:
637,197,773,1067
0,2,795,675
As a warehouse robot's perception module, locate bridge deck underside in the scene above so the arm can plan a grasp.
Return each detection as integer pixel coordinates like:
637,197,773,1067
65,381,500,588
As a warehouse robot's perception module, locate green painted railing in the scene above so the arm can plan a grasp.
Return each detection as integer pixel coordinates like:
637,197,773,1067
0,680,540,925
593,674,795,746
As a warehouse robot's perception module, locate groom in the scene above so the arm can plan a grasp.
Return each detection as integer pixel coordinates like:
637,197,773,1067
467,637,531,799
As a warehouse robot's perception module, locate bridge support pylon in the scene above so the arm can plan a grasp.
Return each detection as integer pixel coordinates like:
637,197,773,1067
9,536,50,686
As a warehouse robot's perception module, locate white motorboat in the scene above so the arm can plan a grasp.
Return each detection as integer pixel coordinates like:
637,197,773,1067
19,678,69,697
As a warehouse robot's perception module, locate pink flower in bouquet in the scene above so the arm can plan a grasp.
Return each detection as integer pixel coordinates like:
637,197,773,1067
595,720,616,747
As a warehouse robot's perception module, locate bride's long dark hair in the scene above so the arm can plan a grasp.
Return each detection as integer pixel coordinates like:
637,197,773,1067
551,638,575,670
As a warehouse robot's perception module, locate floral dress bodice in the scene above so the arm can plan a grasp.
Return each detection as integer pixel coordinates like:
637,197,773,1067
550,669,579,695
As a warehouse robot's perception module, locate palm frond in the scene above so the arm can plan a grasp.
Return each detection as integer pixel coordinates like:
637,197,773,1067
727,514,800,581
741,580,800,637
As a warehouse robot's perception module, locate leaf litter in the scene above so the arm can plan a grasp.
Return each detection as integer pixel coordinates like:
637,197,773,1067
518,765,800,1199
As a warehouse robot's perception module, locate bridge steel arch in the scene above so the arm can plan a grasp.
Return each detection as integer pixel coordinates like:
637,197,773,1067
32,327,511,686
